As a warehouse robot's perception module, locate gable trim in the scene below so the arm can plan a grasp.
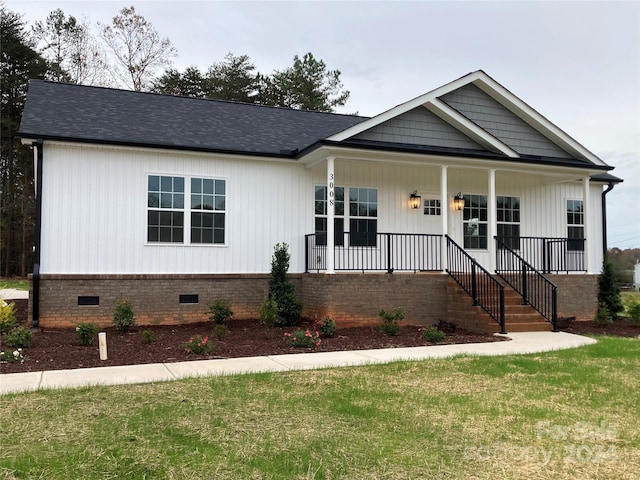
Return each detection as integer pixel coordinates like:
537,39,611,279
425,99,520,158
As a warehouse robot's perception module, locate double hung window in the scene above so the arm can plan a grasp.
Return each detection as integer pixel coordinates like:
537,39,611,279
463,194,488,249
147,175,226,245
496,196,520,250
566,199,584,251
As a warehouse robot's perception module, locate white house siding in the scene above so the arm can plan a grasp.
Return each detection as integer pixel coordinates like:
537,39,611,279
40,143,314,274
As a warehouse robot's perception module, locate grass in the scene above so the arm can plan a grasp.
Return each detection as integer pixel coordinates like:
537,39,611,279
0,278,28,291
1,336,639,479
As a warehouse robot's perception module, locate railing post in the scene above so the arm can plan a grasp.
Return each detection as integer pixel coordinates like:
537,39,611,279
305,234,309,273
521,262,528,305
471,262,478,305
387,233,392,274
499,288,506,334
552,287,558,332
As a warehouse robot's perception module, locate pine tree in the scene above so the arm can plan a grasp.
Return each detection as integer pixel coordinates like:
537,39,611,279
268,243,302,326
598,253,623,320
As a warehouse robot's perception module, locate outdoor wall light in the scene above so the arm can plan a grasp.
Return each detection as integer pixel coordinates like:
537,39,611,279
409,190,421,209
453,193,465,211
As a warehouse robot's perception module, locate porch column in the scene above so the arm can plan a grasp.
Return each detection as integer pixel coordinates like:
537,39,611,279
488,169,497,271
326,156,336,274
440,166,448,271
583,176,591,273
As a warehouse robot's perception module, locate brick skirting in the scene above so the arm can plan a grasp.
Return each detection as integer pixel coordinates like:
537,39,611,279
28,273,598,329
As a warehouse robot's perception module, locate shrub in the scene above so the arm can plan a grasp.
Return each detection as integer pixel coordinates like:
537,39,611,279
422,326,446,343
284,328,321,348
317,317,337,338
212,323,230,339
141,329,155,344
0,302,17,335
594,302,612,327
4,326,32,348
208,298,233,325
379,308,405,336
435,320,457,333
113,297,136,333
75,322,99,346
624,298,640,327
259,297,278,326
0,348,24,364
181,334,216,355
268,243,302,326
598,255,623,321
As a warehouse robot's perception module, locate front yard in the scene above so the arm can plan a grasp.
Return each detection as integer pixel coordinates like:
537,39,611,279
1,336,639,479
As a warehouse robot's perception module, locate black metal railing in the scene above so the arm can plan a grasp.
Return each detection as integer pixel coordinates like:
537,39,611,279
495,237,558,331
445,235,506,333
497,236,585,273
304,233,442,273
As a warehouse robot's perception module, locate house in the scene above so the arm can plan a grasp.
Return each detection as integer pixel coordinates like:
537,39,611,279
18,70,622,333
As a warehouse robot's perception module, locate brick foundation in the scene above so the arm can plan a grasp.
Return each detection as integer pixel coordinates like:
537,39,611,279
27,272,599,329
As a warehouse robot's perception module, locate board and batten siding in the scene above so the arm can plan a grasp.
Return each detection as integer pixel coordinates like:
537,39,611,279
40,143,314,274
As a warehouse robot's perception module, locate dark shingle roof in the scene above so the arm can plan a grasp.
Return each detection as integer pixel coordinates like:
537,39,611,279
18,80,368,156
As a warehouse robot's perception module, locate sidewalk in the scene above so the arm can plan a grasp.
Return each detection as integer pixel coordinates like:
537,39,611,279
0,331,596,395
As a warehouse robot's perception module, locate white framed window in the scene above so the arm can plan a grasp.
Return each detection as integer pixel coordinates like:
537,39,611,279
147,175,226,245
497,196,520,250
566,199,584,251
423,198,441,216
463,194,487,250
314,185,344,246
349,187,378,247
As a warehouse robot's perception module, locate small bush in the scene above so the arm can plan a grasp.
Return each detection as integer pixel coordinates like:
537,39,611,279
0,302,17,335
4,326,32,348
379,308,405,336
182,334,216,355
0,348,24,364
141,329,155,344
208,298,233,325
212,323,230,339
318,317,337,338
435,320,457,333
75,322,99,346
594,302,612,327
422,326,446,343
259,297,278,326
284,328,321,348
113,297,136,333
268,243,302,326
625,298,640,327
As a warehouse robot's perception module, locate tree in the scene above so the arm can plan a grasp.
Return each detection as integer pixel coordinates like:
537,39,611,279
207,53,259,103
0,7,48,277
598,253,623,321
32,9,107,85
257,52,350,112
152,66,208,97
100,6,176,91
267,243,302,327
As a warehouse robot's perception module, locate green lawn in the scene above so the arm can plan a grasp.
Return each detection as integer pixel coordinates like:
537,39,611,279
0,278,28,291
1,336,639,479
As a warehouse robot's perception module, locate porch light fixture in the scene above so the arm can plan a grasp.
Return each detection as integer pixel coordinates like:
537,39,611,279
453,193,465,211
409,190,421,209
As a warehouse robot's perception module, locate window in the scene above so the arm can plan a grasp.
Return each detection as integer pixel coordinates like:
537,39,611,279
191,178,225,244
497,196,520,250
349,187,378,247
314,186,344,246
147,175,225,245
463,194,487,249
147,175,184,243
423,198,441,216
567,199,584,251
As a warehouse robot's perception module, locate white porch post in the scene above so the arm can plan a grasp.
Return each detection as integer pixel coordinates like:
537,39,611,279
583,176,591,273
440,166,448,271
488,169,497,271
326,157,336,274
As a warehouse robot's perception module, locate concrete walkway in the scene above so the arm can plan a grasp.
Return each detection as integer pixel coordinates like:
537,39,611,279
0,331,596,395
0,288,29,301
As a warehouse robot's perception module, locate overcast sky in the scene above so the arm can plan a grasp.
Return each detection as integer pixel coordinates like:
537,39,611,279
7,0,640,249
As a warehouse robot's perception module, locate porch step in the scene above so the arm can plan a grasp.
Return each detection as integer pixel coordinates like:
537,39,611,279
447,279,552,334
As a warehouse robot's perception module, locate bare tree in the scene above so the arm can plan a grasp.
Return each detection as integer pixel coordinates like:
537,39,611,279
32,9,108,85
100,6,176,91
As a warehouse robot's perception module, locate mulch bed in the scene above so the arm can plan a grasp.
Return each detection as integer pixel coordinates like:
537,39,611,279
1,319,506,374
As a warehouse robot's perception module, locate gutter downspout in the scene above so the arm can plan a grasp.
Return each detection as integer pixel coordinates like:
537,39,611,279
32,138,44,329
601,181,615,257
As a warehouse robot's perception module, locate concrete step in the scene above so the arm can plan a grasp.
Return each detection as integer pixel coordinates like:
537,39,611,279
487,322,553,333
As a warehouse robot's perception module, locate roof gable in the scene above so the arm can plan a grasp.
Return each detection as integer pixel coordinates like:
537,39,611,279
328,70,607,167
